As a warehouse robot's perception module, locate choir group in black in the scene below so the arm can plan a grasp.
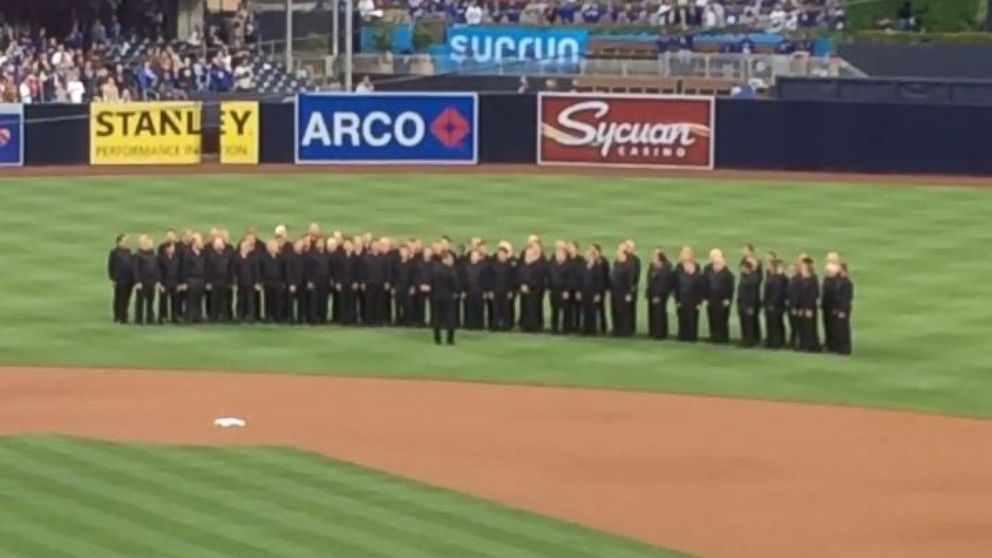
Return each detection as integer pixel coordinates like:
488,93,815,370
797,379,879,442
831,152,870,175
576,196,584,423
107,224,854,354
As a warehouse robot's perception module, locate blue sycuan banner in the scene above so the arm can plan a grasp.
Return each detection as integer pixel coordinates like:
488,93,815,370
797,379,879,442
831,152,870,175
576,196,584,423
0,103,24,167
446,26,588,64
295,93,478,164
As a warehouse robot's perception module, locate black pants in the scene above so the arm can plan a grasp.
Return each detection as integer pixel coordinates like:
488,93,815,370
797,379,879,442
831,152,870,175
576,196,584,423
394,291,411,326
827,313,852,355
492,293,514,331
738,307,760,347
411,292,428,326
263,283,285,323
365,283,386,326
821,307,833,352
112,281,134,323
610,293,633,337
185,280,205,323
331,289,341,323
597,299,608,333
677,303,699,341
519,291,543,332
158,285,182,323
707,302,730,343
310,285,330,324
764,308,785,349
549,290,564,333
134,283,156,325
564,292,580,333
432,298,456,345
463,293,485,330
797,310,821,352
236,286,257,323
648,298,669,339
339,287,357,325
209,285,232,323
787,310,799,349
581,298,599,336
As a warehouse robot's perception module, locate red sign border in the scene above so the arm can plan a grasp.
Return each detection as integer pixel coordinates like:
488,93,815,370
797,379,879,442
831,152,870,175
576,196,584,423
536,92,716,171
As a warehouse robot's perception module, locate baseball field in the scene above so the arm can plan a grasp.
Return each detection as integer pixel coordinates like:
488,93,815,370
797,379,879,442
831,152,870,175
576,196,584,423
1,167,990,558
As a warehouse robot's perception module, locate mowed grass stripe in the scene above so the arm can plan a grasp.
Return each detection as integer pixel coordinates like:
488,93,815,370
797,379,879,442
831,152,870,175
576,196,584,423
116,443,502,558
0,439,311,558
20,438,406,558
231,446,688,558
0,454,195,558
195,447,596,558
0,512,97,558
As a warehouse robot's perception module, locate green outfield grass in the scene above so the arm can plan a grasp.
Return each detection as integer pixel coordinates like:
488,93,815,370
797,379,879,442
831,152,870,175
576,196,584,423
0,173,989,417
0,435,688,558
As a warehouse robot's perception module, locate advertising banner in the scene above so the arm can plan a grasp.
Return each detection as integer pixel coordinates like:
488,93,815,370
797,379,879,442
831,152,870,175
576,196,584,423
446,26,587,64
0,103,24,167
90,101,202,165
538,93,715,170
220,101,259,164
296,93,478,164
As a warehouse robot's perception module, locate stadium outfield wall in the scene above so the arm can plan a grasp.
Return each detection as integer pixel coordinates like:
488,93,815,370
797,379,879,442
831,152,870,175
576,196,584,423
5,94,992,175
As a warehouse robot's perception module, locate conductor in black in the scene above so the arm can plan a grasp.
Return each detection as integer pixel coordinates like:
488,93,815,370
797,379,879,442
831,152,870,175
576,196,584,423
431,250,460,345
108,234,134,324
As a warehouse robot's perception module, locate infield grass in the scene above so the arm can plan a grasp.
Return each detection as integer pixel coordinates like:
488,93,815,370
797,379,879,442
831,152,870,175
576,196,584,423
0,173,989,417
0,435,689,558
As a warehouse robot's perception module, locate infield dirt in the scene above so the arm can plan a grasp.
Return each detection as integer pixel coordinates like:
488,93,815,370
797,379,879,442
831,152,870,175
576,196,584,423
2,366,990,558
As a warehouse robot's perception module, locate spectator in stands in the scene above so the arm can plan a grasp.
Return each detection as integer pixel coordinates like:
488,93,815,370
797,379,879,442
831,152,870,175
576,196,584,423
101,76,120,102
466,2,485,24
581,2,602,24
66,70,85,103
234,59,253,91
356,75,375,92
187,25,203,47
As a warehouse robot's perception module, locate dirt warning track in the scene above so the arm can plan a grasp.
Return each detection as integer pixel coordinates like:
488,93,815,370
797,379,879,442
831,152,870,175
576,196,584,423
1,367,990,558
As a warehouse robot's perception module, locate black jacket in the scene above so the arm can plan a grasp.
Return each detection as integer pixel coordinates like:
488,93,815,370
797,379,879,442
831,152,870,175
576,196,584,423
180,249,206,283
205,247,233,286
704,265,735,306
763,272,788,311
432,263,461,301
260,252,285,285
646,261,675,300
233,252,260,287
107,247,134,283
133,249,160,285
674,263,706,307
159,251,182,288
737,271,762,309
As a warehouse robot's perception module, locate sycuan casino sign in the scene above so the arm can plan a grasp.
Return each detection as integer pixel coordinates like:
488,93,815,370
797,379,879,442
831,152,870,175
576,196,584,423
538,93,715,170
446,26,588,64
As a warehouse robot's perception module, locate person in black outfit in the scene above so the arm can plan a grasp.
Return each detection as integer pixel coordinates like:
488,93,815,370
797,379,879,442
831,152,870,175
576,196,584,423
610,246,636,337
284,240,306,324
736,259,762,347
646,248,675,340
363,240,389,326
411,245,434,327
306,238,332,325
206,236,234,323
786,262,802,349
762,258,788,349
490,247,516,331
132,234,161,325
232,239,261,324
107,234,135,323
392,244,415,326
579,246,606,336
704,249,735,344
827,262,854,355
796,257,821,352
547,243,569,333
158,240,182,324
336,238,360,325
517,245,546,333
259,239,286,323
180,234,207,324
431,251,460,345
564,242,584,333
462,248,490,330
623,239,641,335
820,252,842,351
595,246,611,334
674,247,705,342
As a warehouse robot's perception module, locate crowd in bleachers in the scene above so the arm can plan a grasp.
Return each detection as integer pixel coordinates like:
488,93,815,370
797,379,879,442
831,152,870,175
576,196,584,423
396,0,845,31
1,0,306,104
